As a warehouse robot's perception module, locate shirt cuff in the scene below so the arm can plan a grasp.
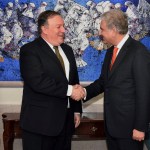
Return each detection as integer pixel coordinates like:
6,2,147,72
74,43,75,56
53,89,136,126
74,112,80,115
67,85,73,96
83,88,87,100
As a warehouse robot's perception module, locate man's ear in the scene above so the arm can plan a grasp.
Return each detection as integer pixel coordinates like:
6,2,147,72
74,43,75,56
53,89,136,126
41,25,48,34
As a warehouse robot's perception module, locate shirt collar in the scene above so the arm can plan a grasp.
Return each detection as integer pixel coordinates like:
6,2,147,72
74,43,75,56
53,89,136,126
41,37,59,52
116,33,129,50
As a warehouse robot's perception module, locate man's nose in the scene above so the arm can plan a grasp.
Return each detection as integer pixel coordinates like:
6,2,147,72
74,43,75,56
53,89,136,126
61,26,65,32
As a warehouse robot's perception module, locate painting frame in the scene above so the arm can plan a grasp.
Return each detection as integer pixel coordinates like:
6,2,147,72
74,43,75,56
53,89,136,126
0,81,23,87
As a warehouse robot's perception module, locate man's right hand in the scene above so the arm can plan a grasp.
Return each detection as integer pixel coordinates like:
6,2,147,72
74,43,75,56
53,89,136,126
71,84,85,101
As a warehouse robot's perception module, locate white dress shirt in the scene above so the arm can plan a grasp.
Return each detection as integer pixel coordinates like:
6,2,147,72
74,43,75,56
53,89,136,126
115,33,129,56
42,38,73,108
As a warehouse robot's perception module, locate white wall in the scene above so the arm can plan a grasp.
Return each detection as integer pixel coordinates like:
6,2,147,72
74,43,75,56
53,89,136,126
0,88,23,105
0,87,104,111
0,87,105,150
0,88,148,150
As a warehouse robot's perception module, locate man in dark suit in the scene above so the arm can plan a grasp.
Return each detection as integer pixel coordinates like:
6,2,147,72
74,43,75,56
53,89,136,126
19,10,84,150
73,9,150,150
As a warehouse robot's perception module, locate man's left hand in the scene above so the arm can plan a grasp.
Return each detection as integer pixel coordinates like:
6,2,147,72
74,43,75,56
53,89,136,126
74,113,81,128
132,129,145,141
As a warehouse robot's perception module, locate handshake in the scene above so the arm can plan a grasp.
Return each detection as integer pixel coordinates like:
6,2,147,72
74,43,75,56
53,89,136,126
71,84,86,101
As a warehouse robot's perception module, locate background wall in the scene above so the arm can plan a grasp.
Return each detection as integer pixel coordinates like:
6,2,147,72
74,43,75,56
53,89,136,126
0,87,108,150
0,87,22,105
0,0,149,149
0,88,148,150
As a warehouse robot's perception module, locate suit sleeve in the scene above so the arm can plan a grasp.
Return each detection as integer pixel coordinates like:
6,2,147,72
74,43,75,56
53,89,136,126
84,52,107,101
20,44,68,99
133,44,150,131
68,46,82,113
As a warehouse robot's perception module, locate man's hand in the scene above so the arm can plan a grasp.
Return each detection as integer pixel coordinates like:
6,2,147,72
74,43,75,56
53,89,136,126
74,113,81,128
71,84,85,101
132,129,145,141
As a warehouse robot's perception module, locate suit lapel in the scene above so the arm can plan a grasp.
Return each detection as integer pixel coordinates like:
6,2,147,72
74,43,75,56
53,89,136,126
104,47,113,79
108,36,132,79
60,44,72,80
61,44,71,64
36,37,66,75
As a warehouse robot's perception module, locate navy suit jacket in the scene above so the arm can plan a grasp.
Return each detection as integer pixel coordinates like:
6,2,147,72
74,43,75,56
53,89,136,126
85,36,150,138
20,37,82,136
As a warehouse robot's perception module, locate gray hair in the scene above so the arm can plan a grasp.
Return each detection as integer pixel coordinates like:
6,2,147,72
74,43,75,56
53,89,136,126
101,9,128,34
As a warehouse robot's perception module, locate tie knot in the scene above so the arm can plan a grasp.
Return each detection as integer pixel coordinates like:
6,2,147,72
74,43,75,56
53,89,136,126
53,46,58,52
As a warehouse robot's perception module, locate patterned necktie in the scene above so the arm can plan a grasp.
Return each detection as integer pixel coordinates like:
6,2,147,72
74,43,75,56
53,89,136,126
53,46,65,73
110,47,118,70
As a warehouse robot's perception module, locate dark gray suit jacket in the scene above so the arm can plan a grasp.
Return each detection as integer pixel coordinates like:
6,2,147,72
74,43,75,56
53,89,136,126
20,37,82,136
85,36,150,138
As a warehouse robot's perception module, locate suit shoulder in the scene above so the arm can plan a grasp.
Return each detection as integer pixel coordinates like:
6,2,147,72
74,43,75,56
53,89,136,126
61,43,74,56
128,38,148,52
61,43,72,50
130,38,147,49
127,39,150,62
20,38,39,53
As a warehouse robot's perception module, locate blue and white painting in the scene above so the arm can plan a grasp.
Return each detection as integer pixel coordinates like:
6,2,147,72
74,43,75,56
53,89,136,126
0,0,150,81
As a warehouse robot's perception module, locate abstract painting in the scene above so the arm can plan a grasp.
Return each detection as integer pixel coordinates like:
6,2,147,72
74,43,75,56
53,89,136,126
0,0,150,84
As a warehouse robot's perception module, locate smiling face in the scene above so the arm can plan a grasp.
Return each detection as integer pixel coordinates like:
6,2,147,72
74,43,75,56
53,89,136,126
99,19,116,45
41,15,65,46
